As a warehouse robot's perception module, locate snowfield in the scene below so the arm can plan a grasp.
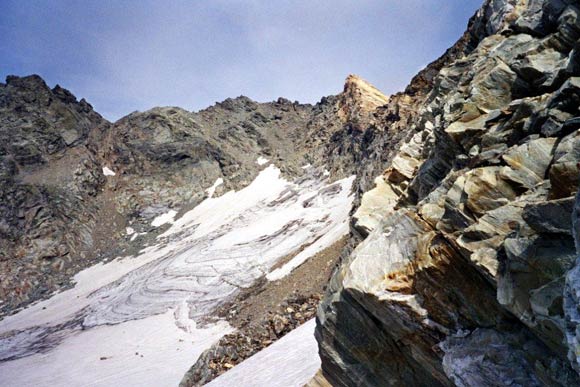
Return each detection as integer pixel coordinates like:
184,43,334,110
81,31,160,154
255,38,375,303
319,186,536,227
0,165,353,386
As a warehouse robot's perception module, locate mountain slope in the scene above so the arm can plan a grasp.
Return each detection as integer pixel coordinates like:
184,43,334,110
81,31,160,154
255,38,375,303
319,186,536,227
0,75,368,316
0,71,389,385
2,0,580,386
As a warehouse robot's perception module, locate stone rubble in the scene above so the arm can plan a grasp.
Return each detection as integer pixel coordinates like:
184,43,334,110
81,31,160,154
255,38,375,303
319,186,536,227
180,294,321,386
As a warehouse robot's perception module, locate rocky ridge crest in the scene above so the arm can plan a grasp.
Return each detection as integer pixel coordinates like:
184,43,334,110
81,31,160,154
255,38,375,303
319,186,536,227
337,74,389,131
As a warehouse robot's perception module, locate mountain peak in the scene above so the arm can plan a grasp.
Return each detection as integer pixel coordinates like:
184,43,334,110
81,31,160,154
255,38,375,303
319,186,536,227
338,74,389,130
343,74,388,106
4,74,50,92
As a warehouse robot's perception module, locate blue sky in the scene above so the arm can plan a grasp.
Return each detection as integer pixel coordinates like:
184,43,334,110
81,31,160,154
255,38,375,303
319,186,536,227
0,0,482,121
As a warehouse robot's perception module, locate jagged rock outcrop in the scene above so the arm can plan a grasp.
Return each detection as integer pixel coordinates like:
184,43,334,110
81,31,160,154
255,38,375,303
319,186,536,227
316,0,580,385
337,74,389,131
0,75,107,313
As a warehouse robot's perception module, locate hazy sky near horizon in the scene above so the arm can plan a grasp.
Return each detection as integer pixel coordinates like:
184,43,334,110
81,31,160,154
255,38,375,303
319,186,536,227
1,0,482,121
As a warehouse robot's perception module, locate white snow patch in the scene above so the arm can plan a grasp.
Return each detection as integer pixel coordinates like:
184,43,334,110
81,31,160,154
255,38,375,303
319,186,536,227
256,156,269,165
267,221,348,281
301,163,312,169
0,309,231,387
208,319,319,387
102,166,116,176
323,169,330,177
150,210,177,227
206,178,224,198
126,227,135,236
0,164,354,386
160,164,287,240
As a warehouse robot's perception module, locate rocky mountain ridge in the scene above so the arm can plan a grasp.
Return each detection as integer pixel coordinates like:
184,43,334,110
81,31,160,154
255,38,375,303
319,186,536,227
0,65,389,317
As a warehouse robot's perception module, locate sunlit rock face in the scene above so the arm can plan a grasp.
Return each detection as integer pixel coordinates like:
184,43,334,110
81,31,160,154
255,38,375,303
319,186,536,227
0,166,354,385
337,74,390,131
317,0,580,385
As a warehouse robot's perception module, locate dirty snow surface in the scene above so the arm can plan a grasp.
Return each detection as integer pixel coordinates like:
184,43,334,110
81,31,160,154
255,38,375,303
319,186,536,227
0,165,354,387
208,319,320,387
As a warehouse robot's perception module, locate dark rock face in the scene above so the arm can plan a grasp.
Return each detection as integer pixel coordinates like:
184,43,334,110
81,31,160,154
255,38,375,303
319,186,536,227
523,197,575,234
565,188,580,373
90,97,341,224
0,75,107,313
316,0,580,385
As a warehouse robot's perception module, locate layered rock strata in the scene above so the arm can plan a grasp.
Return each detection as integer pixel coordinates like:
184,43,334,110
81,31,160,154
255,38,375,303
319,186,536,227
316,0,580,385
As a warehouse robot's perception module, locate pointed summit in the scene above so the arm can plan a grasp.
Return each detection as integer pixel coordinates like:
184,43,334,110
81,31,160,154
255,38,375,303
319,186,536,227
343,74,389,108
337,74,389,130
